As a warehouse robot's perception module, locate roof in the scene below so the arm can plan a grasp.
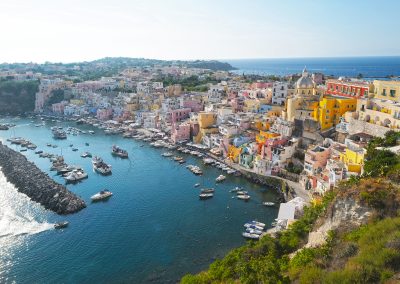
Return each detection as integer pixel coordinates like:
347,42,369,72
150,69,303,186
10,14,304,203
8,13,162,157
277,203,296,221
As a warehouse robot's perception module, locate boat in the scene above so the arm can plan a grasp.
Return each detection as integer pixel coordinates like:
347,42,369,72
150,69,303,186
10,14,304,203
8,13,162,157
242,232,260,240
236,191,248,195
230,187,242,192
244,224,264,231
54,221,69,229
161,152,173,157
178,159,186,164
52,129,67,139
81,152,92,158
85,142,89,146
199,193,214,200
245,228,263,235
20,148,27,152
245,221,266,228
35,150,43,154
63,170,88,182
215,175,226,182
92,156,112,175
111,145,128,158
194,183,200,187
72,148,78,151
201,188,215,194
263,202,275,206
91,189,113,202
237,194,251,200
173,156,184,161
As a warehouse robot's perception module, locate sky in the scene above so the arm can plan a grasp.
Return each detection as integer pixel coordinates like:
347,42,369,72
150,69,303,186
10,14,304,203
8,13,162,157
0,0,399,63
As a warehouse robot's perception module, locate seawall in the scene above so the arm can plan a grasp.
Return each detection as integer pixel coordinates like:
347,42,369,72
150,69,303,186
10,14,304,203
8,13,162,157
0,142,86,214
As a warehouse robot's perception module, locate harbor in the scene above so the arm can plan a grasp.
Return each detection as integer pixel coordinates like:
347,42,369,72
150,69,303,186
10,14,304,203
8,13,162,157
0,117,279,283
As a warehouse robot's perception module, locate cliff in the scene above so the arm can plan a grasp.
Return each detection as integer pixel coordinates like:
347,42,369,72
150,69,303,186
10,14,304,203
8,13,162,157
0,143,86,214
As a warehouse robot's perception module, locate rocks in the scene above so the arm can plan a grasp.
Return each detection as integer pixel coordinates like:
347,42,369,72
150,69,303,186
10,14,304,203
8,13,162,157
0,143,86,214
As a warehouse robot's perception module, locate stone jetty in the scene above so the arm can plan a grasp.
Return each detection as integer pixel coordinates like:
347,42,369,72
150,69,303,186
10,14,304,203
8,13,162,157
0,142,86,214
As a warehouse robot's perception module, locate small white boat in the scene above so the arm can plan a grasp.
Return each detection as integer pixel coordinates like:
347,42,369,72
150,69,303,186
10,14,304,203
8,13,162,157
64,170,88,182
242,232,260,240
246,221,266,227
245,228,263,235
199,193,213,200
244,224,264,231
236,191,248,195
91,190,113,201
237,195,250,200
215,175,226,182
161,152,173,157
194,183,200,187
263,202,275,206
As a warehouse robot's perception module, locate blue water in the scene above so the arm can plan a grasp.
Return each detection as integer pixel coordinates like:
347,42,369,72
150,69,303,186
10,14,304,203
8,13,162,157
0,118,279,283
226,56,400,77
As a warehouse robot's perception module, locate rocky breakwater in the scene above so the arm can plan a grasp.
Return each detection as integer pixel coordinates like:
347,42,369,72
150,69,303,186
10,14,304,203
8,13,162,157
0,142,86,214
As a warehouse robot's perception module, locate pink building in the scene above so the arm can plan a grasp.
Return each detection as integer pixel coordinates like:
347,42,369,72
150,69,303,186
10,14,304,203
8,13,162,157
250,82,273,89
96,108,113,120
169,108,191,124
52,101,68,114
304,146,331,174
229,97,244,112
171,123,191,143
182,100,203,113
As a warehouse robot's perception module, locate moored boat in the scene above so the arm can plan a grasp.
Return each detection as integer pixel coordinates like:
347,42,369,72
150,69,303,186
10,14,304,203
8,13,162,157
201,188,215,194
91,189,113,202
216,174,226,182
111,145,128,158
199,193,214,200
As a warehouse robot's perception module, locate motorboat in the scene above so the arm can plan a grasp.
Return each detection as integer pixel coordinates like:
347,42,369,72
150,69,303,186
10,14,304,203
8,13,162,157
81,152,92,158
236,191,248,195
245,228,263,235
173,156,184,161
201,188,215,194
111,145,128,158
35,150,43,154
244,224,264,231
199,193,214,200
63,170,88,182
91,190,113,202
161,152,173,157
230,187,242,192
237,195,250,200
246,221,266,228
52,129,67,139
242,232,260,240
72,148,78,152
178,159,186,164
263,202,275,206
92,156,112,175
215,175,226,182
194,183,200,187
54,221,69,229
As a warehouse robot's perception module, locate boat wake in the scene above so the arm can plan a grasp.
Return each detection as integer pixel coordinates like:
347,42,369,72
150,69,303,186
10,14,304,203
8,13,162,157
0,169,53,238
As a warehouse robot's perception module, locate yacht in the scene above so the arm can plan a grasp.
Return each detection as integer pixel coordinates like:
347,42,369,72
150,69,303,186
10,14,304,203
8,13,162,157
111,145,128,158
215,175,226,182
91,190,113,202
201,188,215,194
263,202,275,206
92,156,112,175
63,170,88,182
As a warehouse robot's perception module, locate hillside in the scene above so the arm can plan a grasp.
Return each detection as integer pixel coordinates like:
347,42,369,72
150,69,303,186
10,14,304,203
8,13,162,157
181,131,400,283
0,79,39,114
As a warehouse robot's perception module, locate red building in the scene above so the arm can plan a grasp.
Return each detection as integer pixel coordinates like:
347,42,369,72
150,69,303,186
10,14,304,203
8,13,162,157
326,79,371,98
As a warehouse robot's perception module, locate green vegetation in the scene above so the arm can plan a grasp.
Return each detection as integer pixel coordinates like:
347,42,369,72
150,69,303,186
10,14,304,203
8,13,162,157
161,75,219,92
285,162,303,175
46,89,65,106
0,80,39,114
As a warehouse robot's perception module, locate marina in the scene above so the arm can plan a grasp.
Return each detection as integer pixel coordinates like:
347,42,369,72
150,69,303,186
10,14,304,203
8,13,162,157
0,117,279,283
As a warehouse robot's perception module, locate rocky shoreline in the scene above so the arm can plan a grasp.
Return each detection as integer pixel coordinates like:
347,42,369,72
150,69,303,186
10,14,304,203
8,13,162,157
0,142,86,214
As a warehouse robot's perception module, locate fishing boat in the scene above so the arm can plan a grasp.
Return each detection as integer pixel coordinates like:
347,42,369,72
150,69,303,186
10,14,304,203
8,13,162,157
111,145,128,158
263,202,275,206
91,189,113,202
54,221,69,229
215,175,226,182
92,156,112,175
199,193,214,200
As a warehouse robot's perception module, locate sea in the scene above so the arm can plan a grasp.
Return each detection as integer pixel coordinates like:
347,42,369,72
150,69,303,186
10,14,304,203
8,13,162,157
0,118,279,283
226,56,400,78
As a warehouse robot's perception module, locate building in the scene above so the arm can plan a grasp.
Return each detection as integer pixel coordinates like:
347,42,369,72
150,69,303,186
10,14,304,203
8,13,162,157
373,80,400,101
272,82,288,106
317,96,357,130
326,79,372,98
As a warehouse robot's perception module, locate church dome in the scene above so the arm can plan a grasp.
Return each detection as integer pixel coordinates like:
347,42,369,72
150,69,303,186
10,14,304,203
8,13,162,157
296,67,314,89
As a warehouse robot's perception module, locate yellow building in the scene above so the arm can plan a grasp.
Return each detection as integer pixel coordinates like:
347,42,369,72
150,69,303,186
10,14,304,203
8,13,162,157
256,130,279,144
318,96,356,130
70,99,85,106
373,80,400,101
198,112,217,129
339,148,365,174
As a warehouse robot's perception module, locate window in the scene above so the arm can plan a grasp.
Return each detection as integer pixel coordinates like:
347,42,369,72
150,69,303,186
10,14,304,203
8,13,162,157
390,90,396,97
382,89,387,96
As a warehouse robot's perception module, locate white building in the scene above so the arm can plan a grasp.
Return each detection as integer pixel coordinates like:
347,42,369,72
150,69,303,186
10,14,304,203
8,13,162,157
272,82,288,106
